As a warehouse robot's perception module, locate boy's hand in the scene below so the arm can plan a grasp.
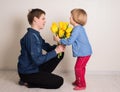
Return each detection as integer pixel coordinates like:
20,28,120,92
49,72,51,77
55,44,66,54
53,35,60,42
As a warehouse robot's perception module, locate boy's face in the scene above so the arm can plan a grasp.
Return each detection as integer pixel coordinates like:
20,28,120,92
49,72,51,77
35,14,46,29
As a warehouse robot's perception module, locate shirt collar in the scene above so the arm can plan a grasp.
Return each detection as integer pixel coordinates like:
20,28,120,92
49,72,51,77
27,28,40,35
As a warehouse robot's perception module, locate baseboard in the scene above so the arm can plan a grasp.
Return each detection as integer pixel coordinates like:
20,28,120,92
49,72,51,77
0,69,120,75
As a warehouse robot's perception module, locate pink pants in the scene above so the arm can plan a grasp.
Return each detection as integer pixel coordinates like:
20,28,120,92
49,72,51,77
75,55,91,87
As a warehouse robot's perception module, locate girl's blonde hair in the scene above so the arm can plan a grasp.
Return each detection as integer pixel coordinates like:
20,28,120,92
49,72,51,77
71,8,87,26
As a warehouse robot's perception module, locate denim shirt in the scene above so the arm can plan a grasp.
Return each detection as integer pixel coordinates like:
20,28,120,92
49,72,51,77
60,25,92,57
18,28,57,74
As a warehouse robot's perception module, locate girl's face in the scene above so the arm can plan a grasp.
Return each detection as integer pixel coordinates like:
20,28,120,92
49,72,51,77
36,14,46,29
70,15,75,26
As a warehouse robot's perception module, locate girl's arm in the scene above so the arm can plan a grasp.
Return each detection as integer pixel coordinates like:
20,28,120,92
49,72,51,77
60,28,79,45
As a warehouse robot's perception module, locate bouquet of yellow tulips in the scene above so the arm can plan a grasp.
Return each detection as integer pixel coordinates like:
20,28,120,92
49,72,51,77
50,21,73,58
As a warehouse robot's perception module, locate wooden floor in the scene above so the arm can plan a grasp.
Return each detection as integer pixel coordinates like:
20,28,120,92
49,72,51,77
0,70,120,92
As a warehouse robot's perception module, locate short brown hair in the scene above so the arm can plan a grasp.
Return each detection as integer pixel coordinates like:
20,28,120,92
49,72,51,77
27,8,45,25
71,8,87,26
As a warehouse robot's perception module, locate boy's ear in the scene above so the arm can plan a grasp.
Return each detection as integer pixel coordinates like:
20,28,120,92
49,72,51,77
33,17,38,23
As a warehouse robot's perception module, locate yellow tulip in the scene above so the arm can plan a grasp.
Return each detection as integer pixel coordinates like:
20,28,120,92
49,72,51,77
51,22,58,34
65,22,69,27
59,22,63,29
66,27,73,33
59,22,68,31
66,32,71,38
59,29,65,38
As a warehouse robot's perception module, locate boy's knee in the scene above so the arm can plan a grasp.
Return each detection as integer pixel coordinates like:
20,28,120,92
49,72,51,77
54,76,64,89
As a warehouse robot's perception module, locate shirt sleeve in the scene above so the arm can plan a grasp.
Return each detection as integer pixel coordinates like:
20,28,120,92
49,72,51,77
26,33,57,66
60,28,79,45
42,39,57,52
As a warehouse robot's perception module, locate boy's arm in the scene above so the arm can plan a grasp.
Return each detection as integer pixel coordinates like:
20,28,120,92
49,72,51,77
42,39,57,52
26,34,57,65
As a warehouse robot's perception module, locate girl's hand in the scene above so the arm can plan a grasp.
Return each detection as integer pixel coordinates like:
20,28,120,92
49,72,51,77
53,35,60,42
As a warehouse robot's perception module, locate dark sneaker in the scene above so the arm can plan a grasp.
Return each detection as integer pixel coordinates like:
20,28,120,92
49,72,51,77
18,80,28,86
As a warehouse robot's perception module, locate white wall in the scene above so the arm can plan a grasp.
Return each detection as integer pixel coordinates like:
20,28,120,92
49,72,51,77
0,0,120,72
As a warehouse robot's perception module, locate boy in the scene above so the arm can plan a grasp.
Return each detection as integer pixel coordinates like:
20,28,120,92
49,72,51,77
17,8,65,89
